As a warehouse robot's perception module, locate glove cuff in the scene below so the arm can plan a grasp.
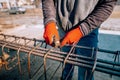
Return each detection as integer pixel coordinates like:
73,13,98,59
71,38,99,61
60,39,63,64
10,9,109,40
77,26,83,37
45,21,56,29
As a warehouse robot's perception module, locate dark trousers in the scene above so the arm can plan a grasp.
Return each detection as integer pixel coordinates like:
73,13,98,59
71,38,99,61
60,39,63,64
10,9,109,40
61,28,98,80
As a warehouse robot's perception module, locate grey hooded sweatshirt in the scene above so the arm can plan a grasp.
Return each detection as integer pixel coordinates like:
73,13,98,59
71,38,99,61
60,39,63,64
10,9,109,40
42,0,117,36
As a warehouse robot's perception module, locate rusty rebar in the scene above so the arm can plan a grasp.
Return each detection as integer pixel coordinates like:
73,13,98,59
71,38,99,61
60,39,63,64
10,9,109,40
0,34,120,79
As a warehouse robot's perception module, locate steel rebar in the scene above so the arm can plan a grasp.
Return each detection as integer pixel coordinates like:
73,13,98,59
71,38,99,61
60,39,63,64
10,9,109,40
0,34,120,79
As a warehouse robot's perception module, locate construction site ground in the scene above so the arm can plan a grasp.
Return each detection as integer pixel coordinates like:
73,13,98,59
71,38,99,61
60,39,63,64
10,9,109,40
0,6,120,80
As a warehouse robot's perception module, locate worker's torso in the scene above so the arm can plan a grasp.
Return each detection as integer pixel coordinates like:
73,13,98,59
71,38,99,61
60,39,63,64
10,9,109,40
54,0,99,31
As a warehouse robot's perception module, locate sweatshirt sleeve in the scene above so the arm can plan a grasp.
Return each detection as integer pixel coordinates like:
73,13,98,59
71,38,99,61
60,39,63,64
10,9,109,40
80,0,117,36
42,0,56,25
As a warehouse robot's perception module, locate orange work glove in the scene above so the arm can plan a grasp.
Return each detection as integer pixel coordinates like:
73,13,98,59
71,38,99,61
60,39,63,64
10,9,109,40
61,26,83,47
43,21,60,46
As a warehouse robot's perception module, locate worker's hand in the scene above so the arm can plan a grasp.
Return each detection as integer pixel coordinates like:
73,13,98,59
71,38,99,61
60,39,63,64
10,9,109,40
43,21,60,46
61,26,83,47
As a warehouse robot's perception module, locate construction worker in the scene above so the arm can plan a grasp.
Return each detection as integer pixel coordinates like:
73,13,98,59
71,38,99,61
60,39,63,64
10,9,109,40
42,0,117,80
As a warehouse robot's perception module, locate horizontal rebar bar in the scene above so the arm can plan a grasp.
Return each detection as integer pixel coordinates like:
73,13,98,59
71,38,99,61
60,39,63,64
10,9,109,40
0,34,120,77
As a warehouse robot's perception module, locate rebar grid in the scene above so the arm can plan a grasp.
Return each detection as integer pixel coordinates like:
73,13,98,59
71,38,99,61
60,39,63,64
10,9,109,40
0,34,120,80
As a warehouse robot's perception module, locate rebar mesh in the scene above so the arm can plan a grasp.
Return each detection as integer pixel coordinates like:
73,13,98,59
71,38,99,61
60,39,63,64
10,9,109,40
0,34,120,80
